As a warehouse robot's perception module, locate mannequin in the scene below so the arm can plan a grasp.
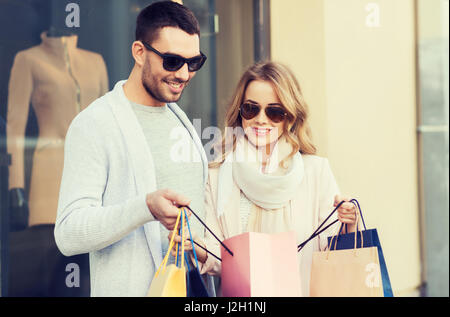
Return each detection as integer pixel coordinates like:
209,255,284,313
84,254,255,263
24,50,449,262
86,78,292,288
7,30,108,228
6,29,108,296
47,25,74,37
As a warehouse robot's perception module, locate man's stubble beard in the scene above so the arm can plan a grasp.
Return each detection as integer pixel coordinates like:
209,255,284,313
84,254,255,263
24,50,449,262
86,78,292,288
142,59,185,104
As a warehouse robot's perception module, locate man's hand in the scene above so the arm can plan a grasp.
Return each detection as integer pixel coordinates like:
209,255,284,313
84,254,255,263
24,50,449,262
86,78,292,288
146,189,191,230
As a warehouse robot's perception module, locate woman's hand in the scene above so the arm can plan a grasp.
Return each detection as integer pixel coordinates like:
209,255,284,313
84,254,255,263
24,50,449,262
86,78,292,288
168,229,208,264
334,195,358,232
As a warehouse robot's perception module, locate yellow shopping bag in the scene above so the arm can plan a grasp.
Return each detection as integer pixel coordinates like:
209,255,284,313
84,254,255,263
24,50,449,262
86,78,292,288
147,208,187,297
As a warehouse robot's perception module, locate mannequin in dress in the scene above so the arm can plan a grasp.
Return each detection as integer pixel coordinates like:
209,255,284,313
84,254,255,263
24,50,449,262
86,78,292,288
6,28,108,296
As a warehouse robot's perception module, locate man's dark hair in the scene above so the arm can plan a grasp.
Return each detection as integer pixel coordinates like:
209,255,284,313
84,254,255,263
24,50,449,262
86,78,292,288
135,1,200,45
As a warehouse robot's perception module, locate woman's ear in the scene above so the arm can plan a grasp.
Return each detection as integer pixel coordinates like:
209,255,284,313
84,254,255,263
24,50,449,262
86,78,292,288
131,41,146,67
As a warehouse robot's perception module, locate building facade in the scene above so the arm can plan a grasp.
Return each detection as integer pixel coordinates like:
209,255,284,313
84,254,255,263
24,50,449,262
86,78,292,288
0,0,448,297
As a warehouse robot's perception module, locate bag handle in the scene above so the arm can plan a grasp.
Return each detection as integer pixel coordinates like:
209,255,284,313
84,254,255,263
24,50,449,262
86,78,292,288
350,198,366,230
175,208,186,269
328,201,364,251
155,209,182,278
182,205,234,257
297,200,345,252
187,239,223,262
182,207,201,269
327,222,346,251
350,200,364,249
326,205,363,259
297,198,365,252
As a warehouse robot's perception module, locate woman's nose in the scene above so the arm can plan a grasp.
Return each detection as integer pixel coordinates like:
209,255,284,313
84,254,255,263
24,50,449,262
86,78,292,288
254,107,269,124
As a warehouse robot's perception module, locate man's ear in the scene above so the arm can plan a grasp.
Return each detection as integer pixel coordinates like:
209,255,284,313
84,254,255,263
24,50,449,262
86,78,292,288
131,41,146,67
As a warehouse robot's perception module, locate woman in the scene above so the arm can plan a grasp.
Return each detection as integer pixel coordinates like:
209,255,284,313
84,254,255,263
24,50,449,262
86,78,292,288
174,61,358,296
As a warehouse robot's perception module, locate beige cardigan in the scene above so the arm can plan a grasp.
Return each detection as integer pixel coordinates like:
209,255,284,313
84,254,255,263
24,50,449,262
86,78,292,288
200,154,341,296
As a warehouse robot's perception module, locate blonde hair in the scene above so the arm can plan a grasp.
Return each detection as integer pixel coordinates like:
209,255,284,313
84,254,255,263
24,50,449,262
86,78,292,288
210,61,316,168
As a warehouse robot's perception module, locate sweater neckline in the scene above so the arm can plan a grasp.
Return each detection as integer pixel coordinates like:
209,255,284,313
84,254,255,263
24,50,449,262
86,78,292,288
40,31,78,55
130,101,168,114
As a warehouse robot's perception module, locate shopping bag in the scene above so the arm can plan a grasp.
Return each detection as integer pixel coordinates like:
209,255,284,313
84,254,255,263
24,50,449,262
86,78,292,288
182,205,301,297
147,209,186,297
220,231,301,297
327,200,393,297
181,208,210,297
310,207,384,297
184,254,210,297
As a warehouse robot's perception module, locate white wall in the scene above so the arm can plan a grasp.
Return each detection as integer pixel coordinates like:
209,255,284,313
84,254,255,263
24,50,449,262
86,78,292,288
271,0,421,295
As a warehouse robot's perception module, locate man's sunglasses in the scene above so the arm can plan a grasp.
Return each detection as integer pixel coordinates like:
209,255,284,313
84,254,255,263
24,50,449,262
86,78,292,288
141,41,207,72
240,102,288,123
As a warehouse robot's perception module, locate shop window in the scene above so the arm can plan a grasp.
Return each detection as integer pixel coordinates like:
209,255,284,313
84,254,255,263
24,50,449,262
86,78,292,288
0,0,218,296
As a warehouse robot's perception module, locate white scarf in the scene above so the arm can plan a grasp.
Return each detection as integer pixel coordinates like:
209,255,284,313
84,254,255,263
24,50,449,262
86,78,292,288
216,136,304,217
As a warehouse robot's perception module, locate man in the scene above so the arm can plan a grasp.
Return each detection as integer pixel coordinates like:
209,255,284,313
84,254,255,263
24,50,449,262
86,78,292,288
55,1,209,296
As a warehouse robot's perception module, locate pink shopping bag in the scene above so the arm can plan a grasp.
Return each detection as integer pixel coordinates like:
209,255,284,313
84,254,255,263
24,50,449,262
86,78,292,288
220,231,301,297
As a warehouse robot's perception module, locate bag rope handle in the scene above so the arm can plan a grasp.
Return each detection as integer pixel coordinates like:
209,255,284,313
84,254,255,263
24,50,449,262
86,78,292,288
183,207,201,268
326,206,363,258
297,200,345,252
175,208,186,269
350,198,366,230
155,209,182,278
182,205,234,257
187,239,222,262
297,199,365,252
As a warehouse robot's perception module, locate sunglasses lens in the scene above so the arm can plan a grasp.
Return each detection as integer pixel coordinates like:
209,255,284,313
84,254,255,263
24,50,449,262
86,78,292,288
240,103,260,120
163,56,184,71
265,107,286,123
187,56,206,72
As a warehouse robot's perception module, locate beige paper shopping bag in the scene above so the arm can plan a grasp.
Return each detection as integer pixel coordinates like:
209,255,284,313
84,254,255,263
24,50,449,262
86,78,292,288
310,246,383,297
310,212,383,297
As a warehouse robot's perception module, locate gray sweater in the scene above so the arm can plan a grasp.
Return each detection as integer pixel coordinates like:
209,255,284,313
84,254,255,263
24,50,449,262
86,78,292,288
130,102,204,262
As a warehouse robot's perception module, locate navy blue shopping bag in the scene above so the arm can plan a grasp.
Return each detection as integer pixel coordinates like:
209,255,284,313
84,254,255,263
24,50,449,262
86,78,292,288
326,199,394,297
177,208,210,297
184,253,210,297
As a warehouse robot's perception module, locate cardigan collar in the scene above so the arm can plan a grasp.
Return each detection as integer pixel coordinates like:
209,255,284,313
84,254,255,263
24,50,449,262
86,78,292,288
105,80,208,268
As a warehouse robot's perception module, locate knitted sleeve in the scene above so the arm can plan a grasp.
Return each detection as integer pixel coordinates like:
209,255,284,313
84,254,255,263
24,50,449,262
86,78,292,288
54,110,155,256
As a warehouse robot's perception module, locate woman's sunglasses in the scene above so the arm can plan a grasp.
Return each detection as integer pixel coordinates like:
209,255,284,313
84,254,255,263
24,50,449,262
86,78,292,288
142,41,207,72
240,102,288,123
